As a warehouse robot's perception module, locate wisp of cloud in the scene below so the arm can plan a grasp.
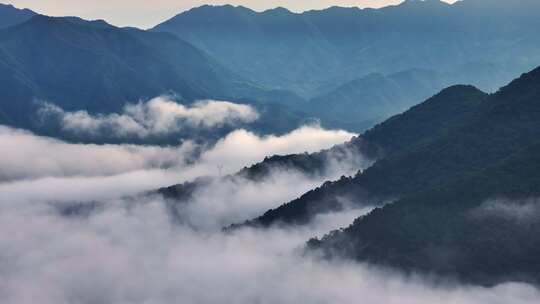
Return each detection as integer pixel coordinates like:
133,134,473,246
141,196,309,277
38,97,259,138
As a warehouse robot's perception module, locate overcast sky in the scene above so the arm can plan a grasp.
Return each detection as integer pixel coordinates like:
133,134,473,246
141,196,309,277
3,0,456,29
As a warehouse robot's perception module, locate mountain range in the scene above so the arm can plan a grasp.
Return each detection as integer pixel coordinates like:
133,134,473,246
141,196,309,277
0,12,310,141
4,0,540,139
154,0,540,99
228,65,540,285
2,0,540,287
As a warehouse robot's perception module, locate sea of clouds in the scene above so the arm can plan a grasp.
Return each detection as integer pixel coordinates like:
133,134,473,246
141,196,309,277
1,116,539,303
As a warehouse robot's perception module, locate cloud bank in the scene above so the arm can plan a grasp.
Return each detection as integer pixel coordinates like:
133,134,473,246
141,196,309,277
1,124,537,304
0,126,196,181
0,124,356,204
39,97,259,138
198,125,356,176
1,187,538,304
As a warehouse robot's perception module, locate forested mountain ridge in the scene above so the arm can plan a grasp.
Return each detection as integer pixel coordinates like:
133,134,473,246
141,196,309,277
157,85,488,214
309,140,540,286
221,85,488,228
232,65,540,286
237,65,540,228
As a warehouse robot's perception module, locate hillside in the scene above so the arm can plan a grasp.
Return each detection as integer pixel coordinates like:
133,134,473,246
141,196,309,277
309,141,540,285
217,85,485,228
237,64,540,228
0,15,306,138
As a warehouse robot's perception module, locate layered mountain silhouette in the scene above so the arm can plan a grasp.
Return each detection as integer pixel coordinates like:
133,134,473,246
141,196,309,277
154,0,540,100
234,66,540,284
231,84,488,227
5,0,540,136
0,14,310,138
309,69,450,126
0,9,448,137
2,0,539,288
154,63,540,285
160,82,487,227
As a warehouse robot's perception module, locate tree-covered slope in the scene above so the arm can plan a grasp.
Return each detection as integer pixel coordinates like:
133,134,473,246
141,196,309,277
159,85,487,211
229,84,489,227
240,65,540,228
309,140,540,286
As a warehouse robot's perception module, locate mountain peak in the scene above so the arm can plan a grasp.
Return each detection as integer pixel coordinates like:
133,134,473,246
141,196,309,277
436,84,484,96
0,3,36,14
397,0,450,8
0,2,37,28
262,7,293,15
185,4,255,15
402,0,447,4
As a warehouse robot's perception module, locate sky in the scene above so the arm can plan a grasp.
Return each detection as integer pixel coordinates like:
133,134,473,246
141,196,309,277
3,0,456,29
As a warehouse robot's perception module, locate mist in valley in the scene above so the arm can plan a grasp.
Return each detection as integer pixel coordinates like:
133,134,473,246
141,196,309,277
2,1,540,302
1,121,538,303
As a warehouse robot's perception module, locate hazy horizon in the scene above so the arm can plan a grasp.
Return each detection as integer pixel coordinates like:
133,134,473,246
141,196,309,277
1,0,457,28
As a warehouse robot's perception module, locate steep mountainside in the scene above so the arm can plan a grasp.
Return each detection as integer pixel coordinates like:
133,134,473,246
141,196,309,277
158,85,487,211
233,65,540,286
309,141,540,286
239,65,540,227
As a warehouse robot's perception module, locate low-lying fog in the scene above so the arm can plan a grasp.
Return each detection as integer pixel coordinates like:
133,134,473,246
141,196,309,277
0,123,538,304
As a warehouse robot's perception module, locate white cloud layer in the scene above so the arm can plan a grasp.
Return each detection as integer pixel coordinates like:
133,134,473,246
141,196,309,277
1,190,538,304
198,126,357,175
0,126,196,181
1,124,537,304
39,97,259,138
0,125,356,204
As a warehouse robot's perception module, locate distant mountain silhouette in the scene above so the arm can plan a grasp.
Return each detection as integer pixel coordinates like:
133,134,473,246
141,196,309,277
154,0,540,101
309,69,450,126
0,15,307,139
0,3,35,28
